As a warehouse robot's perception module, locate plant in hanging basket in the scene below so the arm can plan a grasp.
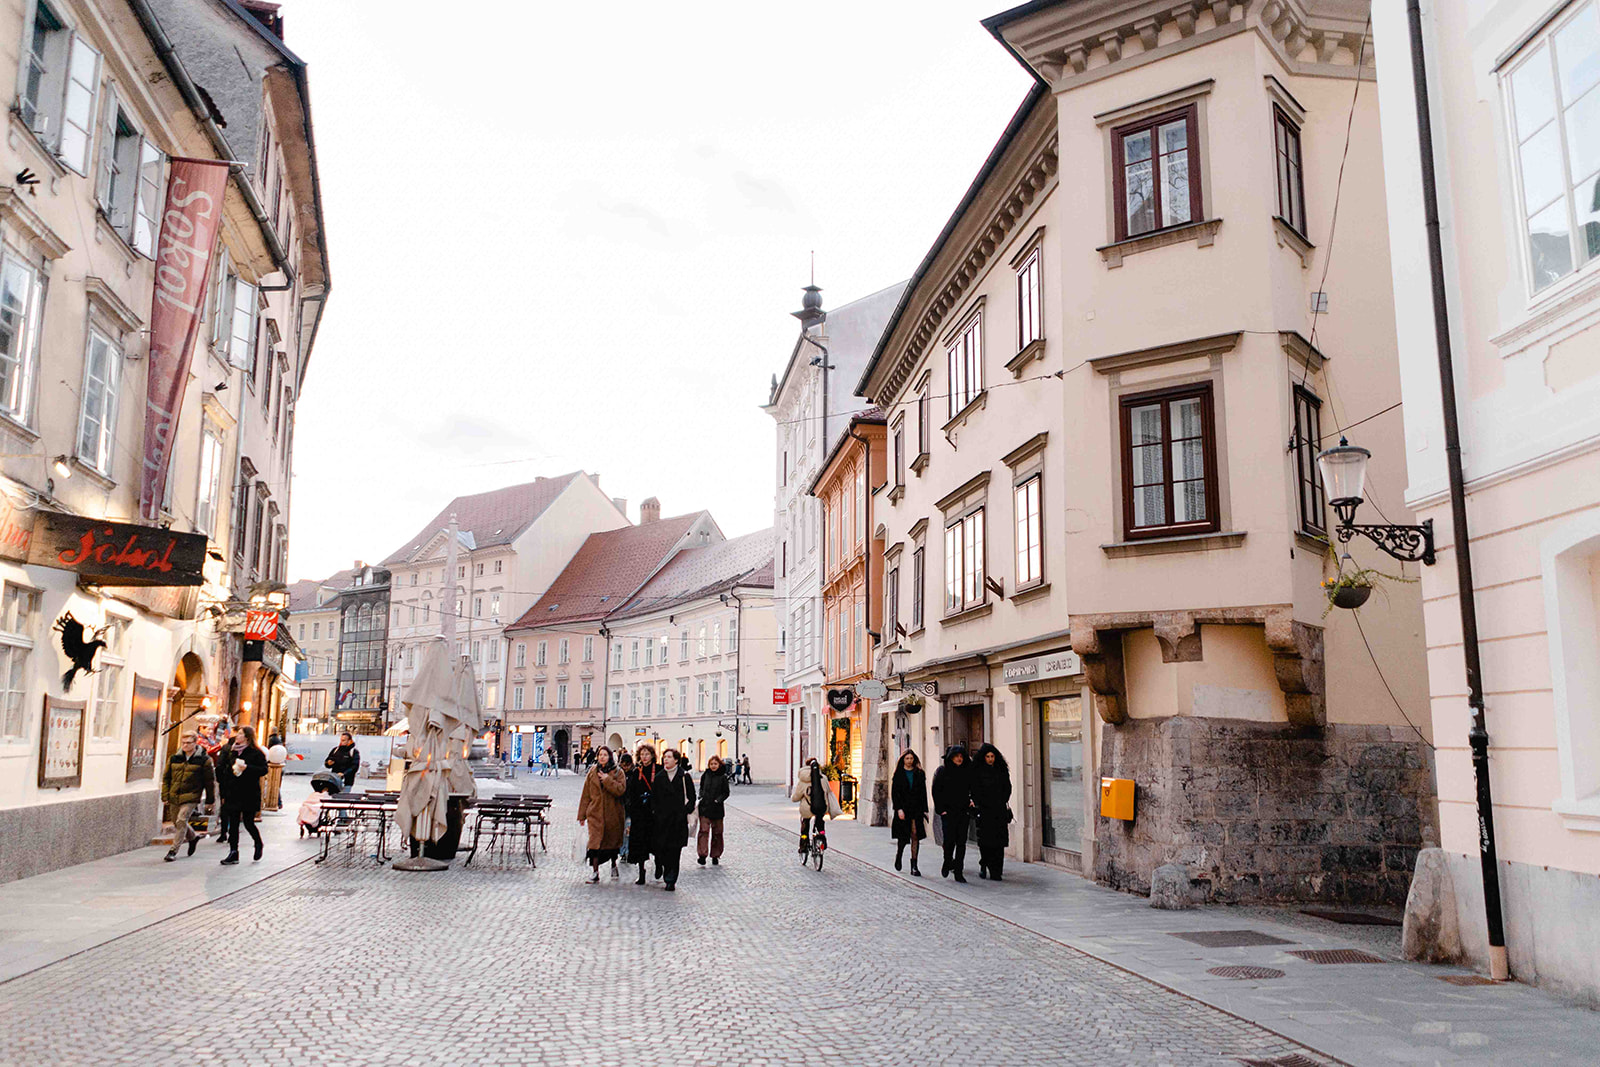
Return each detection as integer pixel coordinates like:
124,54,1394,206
899,691,926,713
1321,553,1416,616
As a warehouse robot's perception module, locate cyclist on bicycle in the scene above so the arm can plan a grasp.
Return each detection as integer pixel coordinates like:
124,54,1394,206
791,758,841,854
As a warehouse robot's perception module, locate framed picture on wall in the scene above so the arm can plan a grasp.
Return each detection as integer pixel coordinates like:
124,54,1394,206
125,676,163,782
39,697,86,789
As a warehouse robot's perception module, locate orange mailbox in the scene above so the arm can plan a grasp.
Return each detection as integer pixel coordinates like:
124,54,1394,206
1100,777,1135,821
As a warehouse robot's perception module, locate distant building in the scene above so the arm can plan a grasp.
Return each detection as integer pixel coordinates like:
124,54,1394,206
285,568,354,733
331,565,391,736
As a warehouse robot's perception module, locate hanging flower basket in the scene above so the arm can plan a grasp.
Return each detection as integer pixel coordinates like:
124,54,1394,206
1329,581,1373,610
899,691,926,714
1321,552,1414,616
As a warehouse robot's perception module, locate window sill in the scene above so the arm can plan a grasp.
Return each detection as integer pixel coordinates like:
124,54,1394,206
93,210,139,268
1006,337,1046,379
887,483,904,504
1010,581,1052,605
1272,216,1315,269
941,390,988,435
6,109,67,182
1100,529,1245,558
1554,797,1600,833
1294,530,1331,555
1097,218,1222,268
908,626,926,640
911,451,929,476
941,602,993,626
70,457,116,491
0,411,38,443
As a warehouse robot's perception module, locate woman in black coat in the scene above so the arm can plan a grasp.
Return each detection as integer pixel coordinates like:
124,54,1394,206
696,754,730,866
930,745,972,881
650,748,696,891
970,743,1013,880
625,745,659,885
219,726,268,865
889,751,928,876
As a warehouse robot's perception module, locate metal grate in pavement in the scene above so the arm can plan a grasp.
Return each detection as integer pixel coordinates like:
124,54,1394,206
1236,1056,1326,1067
1439,974,1499,986
1288,949,1388,964
1300,908,1402,926
1208,966,1286,980
1170,929,1296,948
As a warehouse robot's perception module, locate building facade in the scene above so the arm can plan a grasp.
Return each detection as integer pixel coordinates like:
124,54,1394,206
1374,0,1600,1003
332,564,389,735
285,567,349,733
860,0,1433,904
765,282,903,783
0,0,325,881
810,412,886,821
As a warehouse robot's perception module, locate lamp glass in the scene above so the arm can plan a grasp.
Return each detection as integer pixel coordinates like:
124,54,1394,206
1317,441,1370,505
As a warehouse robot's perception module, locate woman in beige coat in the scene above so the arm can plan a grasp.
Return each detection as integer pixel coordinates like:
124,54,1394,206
791,758,841,854
576,746,627,883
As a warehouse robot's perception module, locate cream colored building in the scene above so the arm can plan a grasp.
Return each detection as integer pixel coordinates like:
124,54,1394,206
284,567,350,732
1373,0,1600,1003
860,0,1431,903
602,529,785,781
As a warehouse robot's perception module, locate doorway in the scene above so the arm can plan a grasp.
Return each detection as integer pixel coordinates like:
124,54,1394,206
1038,694,1085,866
553,728,569,767
946,703,984,756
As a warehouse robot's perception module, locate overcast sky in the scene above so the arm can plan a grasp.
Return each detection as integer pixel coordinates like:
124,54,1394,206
284,1,1034,582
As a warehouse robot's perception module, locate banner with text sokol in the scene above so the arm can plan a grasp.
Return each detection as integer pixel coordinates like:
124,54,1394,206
140,158,231,520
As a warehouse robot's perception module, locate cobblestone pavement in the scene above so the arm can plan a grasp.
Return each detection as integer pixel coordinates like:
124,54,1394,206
0,775,1337,1067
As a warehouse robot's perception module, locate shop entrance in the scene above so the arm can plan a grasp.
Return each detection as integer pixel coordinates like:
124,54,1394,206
946,703,984,755
1038,695,1085,865
553,728,569,767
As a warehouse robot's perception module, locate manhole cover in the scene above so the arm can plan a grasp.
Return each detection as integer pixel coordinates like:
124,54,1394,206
1439,974,1499,986
1169,930,1295,948
1288,949,1388,964
287,888,361,897
1208,966,1286,979
1300,908,1402,926
1236,1056,1325,1067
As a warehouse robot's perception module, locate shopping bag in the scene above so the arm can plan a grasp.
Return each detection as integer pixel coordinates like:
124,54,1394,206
572,823,586,863
932,812,945,847
620,815,631,862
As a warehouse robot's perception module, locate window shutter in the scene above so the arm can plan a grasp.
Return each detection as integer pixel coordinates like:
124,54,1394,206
59,33,98,173
93,84,117,208
131,138,164,257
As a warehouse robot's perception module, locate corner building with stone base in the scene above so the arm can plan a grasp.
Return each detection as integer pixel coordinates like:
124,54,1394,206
860,0,1435,905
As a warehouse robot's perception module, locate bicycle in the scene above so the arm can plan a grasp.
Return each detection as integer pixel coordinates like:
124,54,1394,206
802,825,826,871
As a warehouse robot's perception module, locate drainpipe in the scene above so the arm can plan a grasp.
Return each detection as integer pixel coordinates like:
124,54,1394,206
1405,0,1508,982
729,590,743,770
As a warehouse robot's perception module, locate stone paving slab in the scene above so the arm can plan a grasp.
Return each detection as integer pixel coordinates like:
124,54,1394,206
727,787,1600,1066
0,774,1337,1067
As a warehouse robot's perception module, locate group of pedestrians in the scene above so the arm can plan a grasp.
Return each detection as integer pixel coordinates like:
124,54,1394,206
889,743,1012,882
576,745,738,890
160,724,270,866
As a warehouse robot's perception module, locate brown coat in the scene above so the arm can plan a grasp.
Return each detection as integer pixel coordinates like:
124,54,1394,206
577,766,627,851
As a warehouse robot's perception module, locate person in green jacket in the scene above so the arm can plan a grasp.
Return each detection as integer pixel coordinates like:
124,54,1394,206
161,734,216,861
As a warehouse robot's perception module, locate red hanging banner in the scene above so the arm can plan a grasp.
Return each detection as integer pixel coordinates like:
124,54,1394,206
139,157,231,520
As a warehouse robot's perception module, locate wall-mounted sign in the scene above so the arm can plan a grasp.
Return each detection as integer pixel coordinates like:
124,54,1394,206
243,610,279,640
29,513,206,587
243,640,283,674
0,489,33,562
635,727,647,736
772,688,791,705
855,679,888,701
125,676,163,782
1001,650,1082,685
38,696,86,789
827,688,855,712
756,722,770,732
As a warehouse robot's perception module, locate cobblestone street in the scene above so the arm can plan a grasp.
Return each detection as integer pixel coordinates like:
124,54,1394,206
0,774,1336,1067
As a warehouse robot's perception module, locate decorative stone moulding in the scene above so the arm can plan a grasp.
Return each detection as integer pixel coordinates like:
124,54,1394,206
1071,604,1325,728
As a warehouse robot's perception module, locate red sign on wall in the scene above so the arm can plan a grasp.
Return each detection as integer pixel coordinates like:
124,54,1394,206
772,688,790,704
243,610,279,640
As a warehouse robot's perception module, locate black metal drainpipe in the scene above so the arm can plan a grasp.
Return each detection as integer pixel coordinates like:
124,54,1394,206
1405,0,1508,981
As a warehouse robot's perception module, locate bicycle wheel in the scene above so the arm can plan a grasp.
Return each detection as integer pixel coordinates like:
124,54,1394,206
811,844,824,871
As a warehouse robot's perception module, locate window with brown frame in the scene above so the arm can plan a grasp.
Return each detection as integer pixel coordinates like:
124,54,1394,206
1017,248,1042,349
1274,106,1307,236
1112,105,1201,241
917,391,930,459
1292,386,1326,535
893,425,905,488
1119,383,1219,539
911,546,925,630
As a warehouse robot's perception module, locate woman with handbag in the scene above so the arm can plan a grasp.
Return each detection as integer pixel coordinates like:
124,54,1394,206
219,726,268,865
970,743,1013,881
890,750,928,876
650,748,696,891
576,746,627,883
625,745,659,885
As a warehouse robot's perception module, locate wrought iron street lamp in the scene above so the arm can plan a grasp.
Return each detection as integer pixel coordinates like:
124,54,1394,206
1316,437,1436,565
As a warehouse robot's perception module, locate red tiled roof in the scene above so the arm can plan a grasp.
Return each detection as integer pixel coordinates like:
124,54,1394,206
504,513,714,632
286,568,354,613
383,472,598,565
611,528,775,620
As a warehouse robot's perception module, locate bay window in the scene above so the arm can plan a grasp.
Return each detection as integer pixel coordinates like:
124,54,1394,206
1120,384,1219,538
1113,106,1199,240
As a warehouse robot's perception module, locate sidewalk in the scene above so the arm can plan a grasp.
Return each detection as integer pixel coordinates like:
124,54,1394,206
0,777,321,983
730,786,1600,1066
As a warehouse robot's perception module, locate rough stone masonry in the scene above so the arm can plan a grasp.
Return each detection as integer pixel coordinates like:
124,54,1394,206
1095,717,1436,906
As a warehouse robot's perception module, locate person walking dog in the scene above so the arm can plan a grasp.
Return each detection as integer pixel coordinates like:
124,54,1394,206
890,750,928,877
161,734,215,861
577,746,627,883
697,754,730,866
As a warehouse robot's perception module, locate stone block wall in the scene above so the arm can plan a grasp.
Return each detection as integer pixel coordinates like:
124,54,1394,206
0,791,160,884
1095,716,1435,905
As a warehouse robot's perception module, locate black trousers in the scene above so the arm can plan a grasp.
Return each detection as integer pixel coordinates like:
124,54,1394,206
941,812,969,871
222,804,261,851
657,845,683,887
800,815,827,842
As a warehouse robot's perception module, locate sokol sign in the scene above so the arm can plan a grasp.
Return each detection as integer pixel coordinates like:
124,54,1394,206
140,157,231,521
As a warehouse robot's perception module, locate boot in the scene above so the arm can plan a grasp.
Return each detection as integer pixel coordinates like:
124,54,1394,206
910,860,921,877
635,865,646,885
697,856,706,866
895,844,904,871
799,836,809,855
187,837,198,857
954,870,967,883
711,857,718,866
221,850,239,866
253,840,263,862
164,849,177,862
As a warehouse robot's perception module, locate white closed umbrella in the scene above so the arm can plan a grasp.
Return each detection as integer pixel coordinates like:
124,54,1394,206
393,637,483,869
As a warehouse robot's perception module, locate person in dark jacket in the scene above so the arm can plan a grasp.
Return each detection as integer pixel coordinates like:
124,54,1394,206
931,745,972,881
971,743,1013,880
324,732,361,790
890,750,928,876
218,726,268,865
696,754,731,866
651,748,696,891
161,734,216,861
625,745,659,884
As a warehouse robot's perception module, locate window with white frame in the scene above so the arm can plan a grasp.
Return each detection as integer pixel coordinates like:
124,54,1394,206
583,635,594,662
728,616,738,655
613,641,624,670
90,615,127,739
944,509,986,614
886,565,899,642
630,639,639,668
643,686,652,716
0,256,43,424
581,681,592,707
679,629,689,662
658,684,668,715
94,93,164,256
1505,2,1600,293
490,593,500,618
227,277,257,372
712,621,722,656
628,687,638,716
194,426,224,535
473,597,482,618
711,676,721,712
947,314,983,416
658,634,669,663
76,327,121,475
1015,476,1042,588
488,640,500,664
515,642,526,668
644,636,654,667
0,583,41,739
484,684,498,709
678,680,688,714
696,678,707,712
537,640,548,666
1017,246,1042,349
21,4,100,175
697,624,707,658
513,685,524,710
557,683,567,709
470,640,481,663
494,559,502,574
558,637,569,664
610,688,621,718
535,684,546,710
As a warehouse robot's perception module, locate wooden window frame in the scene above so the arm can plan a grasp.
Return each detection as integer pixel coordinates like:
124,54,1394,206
1017,247,1043,350
1118,382,1221,540
943,508,986,615
1111,105,1202,242
1292,386,1327,536
911,546,925,631
1273,106,1307,237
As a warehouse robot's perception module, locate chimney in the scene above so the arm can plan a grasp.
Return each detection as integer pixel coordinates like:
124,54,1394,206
612,497,628,520
353,560,364,571
640,497,660,524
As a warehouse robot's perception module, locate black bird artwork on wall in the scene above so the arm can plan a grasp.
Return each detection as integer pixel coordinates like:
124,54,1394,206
54,613,107,693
